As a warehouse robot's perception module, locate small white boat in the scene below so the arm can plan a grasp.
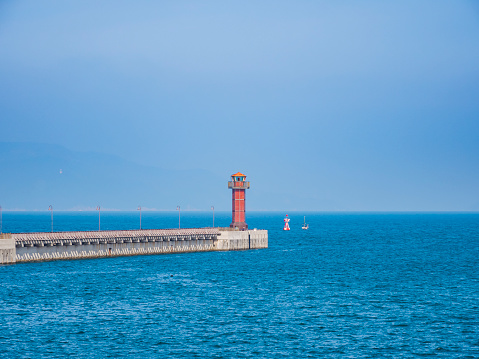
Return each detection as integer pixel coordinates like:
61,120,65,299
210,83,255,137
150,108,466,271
302,216,309,230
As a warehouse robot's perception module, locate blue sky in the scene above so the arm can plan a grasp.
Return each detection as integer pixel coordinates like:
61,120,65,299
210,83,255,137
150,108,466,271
1,1,478,211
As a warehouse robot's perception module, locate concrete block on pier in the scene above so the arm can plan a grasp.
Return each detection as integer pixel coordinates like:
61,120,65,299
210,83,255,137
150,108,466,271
215,229,268,251
0,235,16,264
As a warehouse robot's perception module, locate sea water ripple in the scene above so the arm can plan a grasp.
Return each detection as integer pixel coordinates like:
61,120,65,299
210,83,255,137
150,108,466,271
0,212,478,358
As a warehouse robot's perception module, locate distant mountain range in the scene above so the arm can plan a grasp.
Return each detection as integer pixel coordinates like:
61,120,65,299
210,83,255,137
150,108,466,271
0,142,229,211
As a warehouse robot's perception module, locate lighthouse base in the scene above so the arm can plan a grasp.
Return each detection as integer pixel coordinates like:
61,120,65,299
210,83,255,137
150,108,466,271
230,222,248,231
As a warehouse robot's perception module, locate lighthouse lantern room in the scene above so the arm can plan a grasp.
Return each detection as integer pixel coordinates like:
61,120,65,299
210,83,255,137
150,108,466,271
228,172,250,230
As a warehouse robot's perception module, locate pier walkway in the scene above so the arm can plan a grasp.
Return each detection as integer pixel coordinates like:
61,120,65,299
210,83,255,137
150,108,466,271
11,228,219,247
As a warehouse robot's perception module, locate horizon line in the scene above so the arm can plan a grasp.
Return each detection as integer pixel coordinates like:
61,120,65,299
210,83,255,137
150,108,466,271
1,209,478,214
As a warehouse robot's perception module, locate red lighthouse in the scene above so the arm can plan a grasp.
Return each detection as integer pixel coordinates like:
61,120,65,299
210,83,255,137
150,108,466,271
228,172,250,230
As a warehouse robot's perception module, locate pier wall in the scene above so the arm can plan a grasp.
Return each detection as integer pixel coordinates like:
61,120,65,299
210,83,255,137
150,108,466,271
0,228,268,264
14,239,216,263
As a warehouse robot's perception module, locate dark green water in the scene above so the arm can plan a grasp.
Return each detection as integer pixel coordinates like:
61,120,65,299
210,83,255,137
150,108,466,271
1,212,478,358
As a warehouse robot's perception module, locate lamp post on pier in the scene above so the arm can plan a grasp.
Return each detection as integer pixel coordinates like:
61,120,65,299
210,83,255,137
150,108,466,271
48,205,53,232
211,206,215,228
96,206,101,231
0,205,2,234
177,206,181,229
137,206,142,230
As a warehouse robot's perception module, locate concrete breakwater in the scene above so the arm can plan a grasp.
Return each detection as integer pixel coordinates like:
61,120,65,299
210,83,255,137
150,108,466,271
0,228,268,264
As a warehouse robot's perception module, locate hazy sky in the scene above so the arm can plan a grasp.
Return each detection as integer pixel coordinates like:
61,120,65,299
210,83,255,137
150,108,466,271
1,1,478,211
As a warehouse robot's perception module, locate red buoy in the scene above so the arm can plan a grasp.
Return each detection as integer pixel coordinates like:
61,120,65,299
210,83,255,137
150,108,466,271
283,214,290,231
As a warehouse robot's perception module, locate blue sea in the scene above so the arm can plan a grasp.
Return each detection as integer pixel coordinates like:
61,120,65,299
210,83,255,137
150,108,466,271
1,212,478,358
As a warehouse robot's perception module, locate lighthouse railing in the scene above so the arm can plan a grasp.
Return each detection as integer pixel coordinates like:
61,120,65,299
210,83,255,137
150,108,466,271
228,181,250,189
